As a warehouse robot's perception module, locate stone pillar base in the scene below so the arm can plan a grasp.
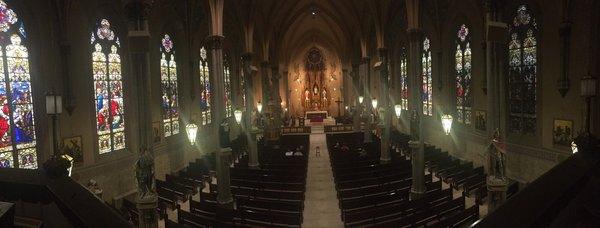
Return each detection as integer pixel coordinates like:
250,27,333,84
217,148,234,207
137,195,158,228
410,188,426,200
486,176,509,212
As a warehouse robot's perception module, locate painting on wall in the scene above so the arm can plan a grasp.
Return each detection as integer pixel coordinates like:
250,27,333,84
63,136,83,164
553,119,573,147
474,110,486,131
152,121,162,144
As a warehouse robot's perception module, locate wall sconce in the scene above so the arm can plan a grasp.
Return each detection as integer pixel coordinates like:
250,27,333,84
186,123,198,145
257,102,263,113
394,104,402,118
358,96,364,104
441,114,453,135
234,110,243,125
345,106,349,110
46,93,63,115
371,98,378,110
581,75,597,97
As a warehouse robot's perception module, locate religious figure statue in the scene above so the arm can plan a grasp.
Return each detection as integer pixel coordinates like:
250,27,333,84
135,147,156,199
487,129,506,179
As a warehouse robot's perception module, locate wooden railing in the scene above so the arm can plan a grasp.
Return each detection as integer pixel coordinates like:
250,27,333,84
325,124,354,133
0,168,131,227
281,126,311,134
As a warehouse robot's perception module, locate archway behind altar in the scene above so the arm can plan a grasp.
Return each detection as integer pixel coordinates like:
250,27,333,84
286,45,343,120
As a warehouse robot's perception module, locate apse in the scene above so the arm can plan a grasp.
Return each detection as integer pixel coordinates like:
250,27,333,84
286,45,342,118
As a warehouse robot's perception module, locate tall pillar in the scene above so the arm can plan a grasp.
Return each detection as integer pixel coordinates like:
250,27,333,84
207,35,233,206
379,48,391,162
271,66,282,119
485,0,509,211
342,68,349,117
407,29,426,199
283,70,290,118
352,63,361,132
241,53,259,168
260,62,271,107
361,57,372,143
125,1,158,227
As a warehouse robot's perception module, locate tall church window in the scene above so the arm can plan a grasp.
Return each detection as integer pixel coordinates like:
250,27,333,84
92,19,125,154
0,1,38,169
160,34,179,137
239,61,246,107
422,37,433,116
199,47,211,125
508,5,537,133
455,24,472,125
224,54,232,117
400,48,408,111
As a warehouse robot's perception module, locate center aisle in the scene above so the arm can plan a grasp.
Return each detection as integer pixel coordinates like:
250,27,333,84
302,130,344,228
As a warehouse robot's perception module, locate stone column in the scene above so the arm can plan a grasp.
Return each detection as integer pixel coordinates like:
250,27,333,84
485,0,509,210
379,48,391,163
407,29,426,199
241,53,259,168
352,63,361,132
342,68,349,117
260,61,271,108
361,57,372,143
271,66,282,127
283,70,290,118
207,35,233,207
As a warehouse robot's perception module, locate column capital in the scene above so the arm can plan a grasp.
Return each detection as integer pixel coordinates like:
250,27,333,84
361,56,371,64
260,61,270,68
407,29,424,42
241,52,254,61
206,35,225,50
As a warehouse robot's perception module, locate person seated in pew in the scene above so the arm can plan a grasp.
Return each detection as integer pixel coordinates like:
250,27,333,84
334,142,340,149
341,143,350,153
294,150,304,156
285,147,294,156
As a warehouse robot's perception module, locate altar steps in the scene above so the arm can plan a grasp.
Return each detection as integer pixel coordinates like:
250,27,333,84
311,125,325,134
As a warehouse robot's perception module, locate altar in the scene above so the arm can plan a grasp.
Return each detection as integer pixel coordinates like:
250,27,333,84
305,111,336,126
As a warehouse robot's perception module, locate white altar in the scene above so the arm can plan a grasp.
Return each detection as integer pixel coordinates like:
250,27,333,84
305,111,336,126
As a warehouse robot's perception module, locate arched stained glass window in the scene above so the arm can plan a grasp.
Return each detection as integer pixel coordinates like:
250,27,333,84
422,37,433,116
92,19,125,154
160,34,179,137
0,1,38,169
199,47,211,125
224,54,232,117
508,5,537,133
455,24,472,125
400,48,408,110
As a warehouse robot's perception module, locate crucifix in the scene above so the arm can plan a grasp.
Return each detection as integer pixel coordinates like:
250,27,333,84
335,98,343,118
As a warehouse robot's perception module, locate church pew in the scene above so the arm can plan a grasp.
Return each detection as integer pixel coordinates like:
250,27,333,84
166,174,200,195
238,209,301,227
367,195,464,228
156,179,191,201
236,198,303,214
231,179,305,192
427,204,479,228
338,178,412,200
164,219,185,228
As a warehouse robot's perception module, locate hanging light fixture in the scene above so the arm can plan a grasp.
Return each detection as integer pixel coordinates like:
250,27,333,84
441,114,453,135
371,98,378,109
186,123,198,145
394,104,402,118
234,110,243,124
345,106,349,110
358,96,364,104
257,102,263,113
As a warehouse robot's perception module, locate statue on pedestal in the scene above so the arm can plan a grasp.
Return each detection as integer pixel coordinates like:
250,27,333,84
135,147,156,200
487,129,506,179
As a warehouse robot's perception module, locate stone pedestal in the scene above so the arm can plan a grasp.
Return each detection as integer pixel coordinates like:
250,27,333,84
248,128,262,168
486,176,509,213
136,196,158,228
409,140,425,199
216,148,234,208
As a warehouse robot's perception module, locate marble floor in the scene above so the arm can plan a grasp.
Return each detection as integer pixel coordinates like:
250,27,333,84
302,132,344,228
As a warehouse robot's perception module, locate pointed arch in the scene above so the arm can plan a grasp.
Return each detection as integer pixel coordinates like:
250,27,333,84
455,24,472,125
0,0,38,169
508,4,538,134
160,34,180,137
91,18,125,154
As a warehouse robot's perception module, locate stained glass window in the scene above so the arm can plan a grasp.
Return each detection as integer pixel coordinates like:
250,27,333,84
400,48,408,111
456,24,472,125
0,1,38,169
199,47,211,125
92,19,125,154
508,5,537,133
224,54,232,117
160,34,179,137
422,37,433,116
